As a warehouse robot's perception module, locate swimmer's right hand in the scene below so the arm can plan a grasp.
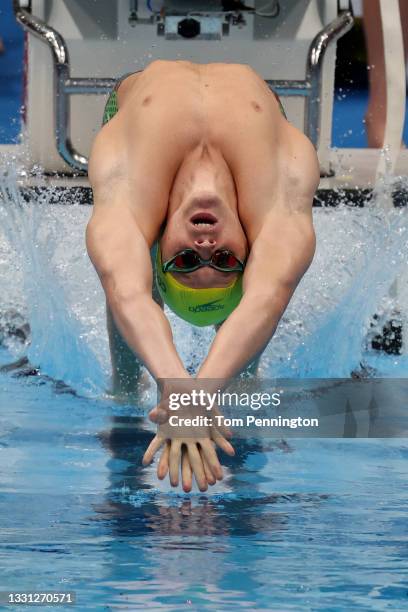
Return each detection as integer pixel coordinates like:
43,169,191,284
142,412,234,492
143,434,234,493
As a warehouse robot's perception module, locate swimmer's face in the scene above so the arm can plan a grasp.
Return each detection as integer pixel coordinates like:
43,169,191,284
160,195,248,289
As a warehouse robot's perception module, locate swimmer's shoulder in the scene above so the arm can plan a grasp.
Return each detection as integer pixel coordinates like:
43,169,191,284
89,123,127,197
278,123,320,207
116,60,193,103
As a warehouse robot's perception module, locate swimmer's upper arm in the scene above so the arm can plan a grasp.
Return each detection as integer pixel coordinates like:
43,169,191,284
87,122,166,295
243,132,318,299
88,124,127,195
86,201,153,300
278,127,320,210
89,122,169,235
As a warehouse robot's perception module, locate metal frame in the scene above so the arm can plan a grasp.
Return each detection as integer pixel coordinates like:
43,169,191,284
13,0,353,174
13,0,115,173
269,10,353,149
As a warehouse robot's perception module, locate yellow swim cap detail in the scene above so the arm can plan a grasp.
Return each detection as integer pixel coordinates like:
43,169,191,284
155,245,243,327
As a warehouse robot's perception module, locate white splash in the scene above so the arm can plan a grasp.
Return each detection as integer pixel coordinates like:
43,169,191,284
0,167,106,396
0,164,407,397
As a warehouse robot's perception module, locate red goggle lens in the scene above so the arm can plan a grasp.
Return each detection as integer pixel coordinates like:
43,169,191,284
173,252,201,269
212,251,241,269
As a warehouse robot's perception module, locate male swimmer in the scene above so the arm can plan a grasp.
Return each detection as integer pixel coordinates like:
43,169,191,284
86,60,319,492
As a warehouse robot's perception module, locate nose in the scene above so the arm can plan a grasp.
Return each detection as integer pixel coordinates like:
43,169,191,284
194,238,216,258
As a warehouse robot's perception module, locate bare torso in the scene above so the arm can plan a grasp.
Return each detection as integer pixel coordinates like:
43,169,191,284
86,60,320,430
89,60,317,245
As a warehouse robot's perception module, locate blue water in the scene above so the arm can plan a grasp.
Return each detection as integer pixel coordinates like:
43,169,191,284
0,175,408,609
1,352,408,611
1,5,408,609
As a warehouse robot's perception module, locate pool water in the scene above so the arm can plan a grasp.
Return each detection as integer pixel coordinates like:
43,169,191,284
1,3,408,606
0,169,408,610
1,354,408,610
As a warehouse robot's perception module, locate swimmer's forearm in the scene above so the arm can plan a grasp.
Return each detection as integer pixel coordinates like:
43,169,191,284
197,289,289,381
109,293,190,381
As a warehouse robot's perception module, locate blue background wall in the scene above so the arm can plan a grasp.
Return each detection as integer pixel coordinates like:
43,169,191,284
0,0,24,143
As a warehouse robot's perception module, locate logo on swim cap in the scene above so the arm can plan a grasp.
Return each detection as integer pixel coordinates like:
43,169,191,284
154,245,243,327
188,299,224,313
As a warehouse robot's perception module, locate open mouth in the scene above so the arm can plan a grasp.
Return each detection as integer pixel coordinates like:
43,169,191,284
190,212,218,228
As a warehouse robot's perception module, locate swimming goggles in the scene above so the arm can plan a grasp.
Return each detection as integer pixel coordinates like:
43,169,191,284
162,249,246,273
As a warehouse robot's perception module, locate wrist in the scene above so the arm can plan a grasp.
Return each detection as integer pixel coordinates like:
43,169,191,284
157,373,192,397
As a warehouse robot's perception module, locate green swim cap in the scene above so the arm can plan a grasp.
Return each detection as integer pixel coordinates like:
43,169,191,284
155,245,243,327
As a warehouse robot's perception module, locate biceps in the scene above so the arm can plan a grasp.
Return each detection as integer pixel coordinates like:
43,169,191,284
86,213,153,297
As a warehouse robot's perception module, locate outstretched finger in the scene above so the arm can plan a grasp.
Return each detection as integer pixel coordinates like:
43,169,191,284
181,446,193,493
200,439,223,481
169,439,182,487
211,428,235,456
199,447,216,486
157,441,170,480
142,434,166,465
187,443,207,492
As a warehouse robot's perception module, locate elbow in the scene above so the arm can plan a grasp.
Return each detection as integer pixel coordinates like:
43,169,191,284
86,221,127,290
86,219,151,309
242,289,290,319
266,287,292,316
85,217,99,255
85,218,110,272
306,228,316,267
104,278,146,312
